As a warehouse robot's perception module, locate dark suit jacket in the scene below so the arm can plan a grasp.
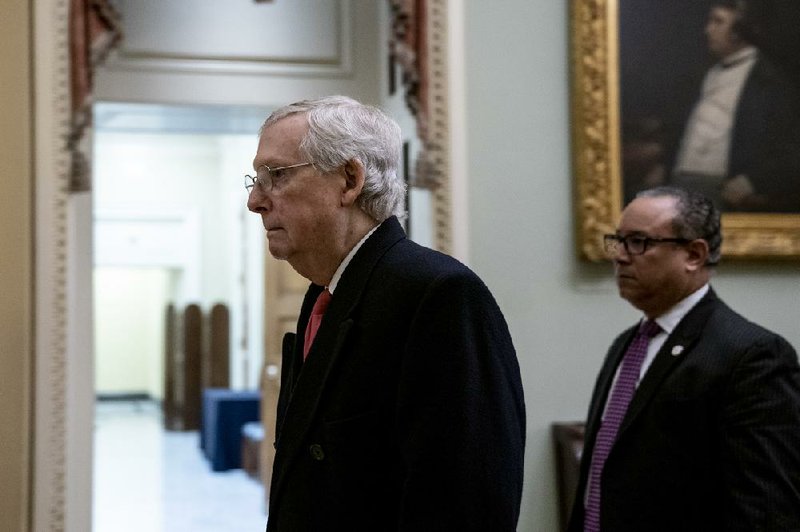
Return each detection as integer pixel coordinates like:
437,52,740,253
267,216,526,531
666,55,800,212
728,56,800,212
568,288,800,532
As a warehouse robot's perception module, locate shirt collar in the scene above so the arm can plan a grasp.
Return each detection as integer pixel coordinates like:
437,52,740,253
327,222,381,294
648,284,709,335
720,46,757,69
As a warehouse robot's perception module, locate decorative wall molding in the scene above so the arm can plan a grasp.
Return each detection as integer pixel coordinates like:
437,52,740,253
428,0,452,255
389,0,452,254
103,0,353,77
68,0,122,192
33,0,70,529
569,0,620,262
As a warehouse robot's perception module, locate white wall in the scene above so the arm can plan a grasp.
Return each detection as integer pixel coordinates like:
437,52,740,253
93,133,227,303
93,131,262,393
94,267,170,397
462,2,800,531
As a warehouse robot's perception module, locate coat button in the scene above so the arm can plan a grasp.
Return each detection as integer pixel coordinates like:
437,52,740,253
309,444,325,461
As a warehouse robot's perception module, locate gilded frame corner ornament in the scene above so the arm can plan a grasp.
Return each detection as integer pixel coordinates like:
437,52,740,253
570,0,800,261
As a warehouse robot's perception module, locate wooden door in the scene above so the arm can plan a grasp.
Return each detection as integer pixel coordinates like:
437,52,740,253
260,253,308,499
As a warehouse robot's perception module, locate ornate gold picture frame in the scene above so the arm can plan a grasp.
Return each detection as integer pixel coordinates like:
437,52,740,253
570,0,800,261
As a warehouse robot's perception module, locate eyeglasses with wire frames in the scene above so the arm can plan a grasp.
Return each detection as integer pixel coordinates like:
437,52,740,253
603,234,691,256
244,162,314,193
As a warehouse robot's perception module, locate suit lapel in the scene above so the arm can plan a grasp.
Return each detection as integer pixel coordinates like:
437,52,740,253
585,328,637,441
270,217,406,501
619,290,718,435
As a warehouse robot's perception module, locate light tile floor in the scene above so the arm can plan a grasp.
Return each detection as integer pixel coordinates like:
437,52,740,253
93,401,267,532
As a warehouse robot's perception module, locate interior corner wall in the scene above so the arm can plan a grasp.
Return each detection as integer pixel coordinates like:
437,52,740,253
461,1,800,531
0,0,32,531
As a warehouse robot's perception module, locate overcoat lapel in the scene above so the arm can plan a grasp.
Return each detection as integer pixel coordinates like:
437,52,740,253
269,217,406,503
619,290,718,436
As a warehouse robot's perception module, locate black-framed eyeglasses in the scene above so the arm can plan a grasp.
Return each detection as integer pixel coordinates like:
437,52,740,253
603,234,690,256
244,162,314,193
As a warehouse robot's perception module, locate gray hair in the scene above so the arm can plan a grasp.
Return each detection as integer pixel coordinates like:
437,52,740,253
262,95,405,221
636,186,722,266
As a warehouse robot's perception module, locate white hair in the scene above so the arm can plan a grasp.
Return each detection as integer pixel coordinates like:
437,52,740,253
262,95,406,221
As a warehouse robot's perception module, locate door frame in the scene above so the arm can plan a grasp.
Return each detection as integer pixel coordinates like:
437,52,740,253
31,0,460,529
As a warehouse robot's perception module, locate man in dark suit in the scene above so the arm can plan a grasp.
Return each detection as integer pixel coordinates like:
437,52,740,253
246,95,525,531
568,186,800,531
671,0,800,212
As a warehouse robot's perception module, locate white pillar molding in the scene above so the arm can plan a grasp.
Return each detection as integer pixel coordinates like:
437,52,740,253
444,0,469,263
33,0,75,529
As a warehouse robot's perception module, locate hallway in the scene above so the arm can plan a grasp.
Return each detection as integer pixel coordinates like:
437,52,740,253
93,401,267,531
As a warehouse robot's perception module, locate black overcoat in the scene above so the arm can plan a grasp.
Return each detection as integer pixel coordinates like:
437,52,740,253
267,216,526,531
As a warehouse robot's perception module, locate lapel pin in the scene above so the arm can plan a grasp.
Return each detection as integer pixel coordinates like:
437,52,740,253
671,345,684,356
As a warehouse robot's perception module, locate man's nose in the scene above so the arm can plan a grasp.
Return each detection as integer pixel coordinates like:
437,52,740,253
612,244,632,263
247,187,269,213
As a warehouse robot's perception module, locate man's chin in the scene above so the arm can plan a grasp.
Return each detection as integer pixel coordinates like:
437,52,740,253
616,284,638,304
267,243,289,261
266,232,289,260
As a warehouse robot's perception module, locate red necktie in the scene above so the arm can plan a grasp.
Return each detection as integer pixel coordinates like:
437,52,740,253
303,289,332,359
584,319,661,532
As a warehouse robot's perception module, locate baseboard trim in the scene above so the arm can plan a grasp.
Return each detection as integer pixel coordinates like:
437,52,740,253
96,392,153,402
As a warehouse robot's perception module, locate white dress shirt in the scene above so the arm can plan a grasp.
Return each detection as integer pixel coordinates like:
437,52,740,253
674,47,758,177
327,223,381,295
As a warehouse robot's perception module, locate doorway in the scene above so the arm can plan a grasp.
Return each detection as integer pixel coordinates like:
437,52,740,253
92,102,270,530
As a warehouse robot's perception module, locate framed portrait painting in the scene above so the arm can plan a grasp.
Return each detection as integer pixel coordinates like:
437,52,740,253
570,0,800,261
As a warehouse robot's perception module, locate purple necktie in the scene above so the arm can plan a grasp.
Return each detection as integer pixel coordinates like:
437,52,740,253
584,319,661,532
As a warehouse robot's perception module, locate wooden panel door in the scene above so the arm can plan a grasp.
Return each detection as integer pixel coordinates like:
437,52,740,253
260,253,307,499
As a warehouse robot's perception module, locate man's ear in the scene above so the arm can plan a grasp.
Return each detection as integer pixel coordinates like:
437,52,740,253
341,159,365,207
685,239,710,271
